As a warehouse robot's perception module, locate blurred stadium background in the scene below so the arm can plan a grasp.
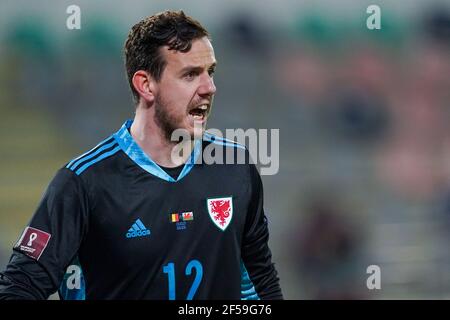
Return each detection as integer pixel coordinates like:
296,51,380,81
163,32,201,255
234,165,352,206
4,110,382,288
1,0,450,299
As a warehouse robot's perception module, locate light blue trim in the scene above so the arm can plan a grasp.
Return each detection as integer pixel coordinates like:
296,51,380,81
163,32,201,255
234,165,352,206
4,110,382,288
240,260,260,300
68,140,117,171
66,136,114,169
203,133,246,150
204,132,246,148
113,120,202,182
75,146,121,175
177,139,202,180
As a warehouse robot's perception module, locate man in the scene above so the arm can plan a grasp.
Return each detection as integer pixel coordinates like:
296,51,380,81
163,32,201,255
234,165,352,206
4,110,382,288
0,10,283,300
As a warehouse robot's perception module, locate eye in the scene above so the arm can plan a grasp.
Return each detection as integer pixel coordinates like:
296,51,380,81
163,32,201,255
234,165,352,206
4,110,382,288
208,68,215,77
185,70,198,80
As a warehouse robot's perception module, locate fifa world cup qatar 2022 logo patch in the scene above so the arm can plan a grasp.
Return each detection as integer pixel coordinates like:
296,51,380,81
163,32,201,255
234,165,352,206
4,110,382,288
207,197,233,231
14,226,51,260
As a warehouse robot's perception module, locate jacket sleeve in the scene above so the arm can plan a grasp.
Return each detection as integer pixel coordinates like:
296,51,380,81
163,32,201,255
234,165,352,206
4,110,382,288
241,163,283,300
0,168,89,300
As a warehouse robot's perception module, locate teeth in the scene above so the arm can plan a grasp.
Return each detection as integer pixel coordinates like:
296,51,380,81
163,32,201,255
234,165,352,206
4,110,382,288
198,105,207,110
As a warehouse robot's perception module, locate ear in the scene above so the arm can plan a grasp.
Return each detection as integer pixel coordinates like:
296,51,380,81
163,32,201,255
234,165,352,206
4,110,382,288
132,70,156,105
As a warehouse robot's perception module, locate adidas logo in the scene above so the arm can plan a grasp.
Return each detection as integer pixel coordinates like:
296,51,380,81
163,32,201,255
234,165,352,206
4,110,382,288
126,219,151,238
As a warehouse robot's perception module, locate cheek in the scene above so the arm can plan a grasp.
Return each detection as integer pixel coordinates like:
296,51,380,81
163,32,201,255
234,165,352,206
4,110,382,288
174,96,196,117
159,79,196,113
169,80,197,101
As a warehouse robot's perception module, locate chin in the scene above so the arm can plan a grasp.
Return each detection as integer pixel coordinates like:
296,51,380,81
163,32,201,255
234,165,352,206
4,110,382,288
190,121,207,140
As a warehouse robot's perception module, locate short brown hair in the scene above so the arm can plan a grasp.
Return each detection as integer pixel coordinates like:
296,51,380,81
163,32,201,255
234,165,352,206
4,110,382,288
124,10,210,103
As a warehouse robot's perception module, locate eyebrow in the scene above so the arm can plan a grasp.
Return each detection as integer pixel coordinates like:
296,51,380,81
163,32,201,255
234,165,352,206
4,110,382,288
179,62,217,75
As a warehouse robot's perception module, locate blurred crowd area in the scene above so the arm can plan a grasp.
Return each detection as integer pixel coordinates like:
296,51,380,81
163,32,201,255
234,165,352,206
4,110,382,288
1,0,450,299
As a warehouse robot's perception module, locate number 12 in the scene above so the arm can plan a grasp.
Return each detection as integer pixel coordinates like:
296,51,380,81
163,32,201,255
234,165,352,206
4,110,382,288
162,259,203,300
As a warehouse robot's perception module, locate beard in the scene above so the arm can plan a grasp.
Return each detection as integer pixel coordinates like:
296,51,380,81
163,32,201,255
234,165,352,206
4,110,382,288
154,94,207,142
154,94,183,142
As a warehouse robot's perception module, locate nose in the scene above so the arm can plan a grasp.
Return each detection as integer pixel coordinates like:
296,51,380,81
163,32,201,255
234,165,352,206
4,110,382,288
198,73,216,96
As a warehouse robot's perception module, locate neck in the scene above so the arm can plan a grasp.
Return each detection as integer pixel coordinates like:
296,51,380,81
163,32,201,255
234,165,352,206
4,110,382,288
130,104,193,168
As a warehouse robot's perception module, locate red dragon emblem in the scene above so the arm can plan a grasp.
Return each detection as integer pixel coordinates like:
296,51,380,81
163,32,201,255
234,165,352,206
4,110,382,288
207,197,233,231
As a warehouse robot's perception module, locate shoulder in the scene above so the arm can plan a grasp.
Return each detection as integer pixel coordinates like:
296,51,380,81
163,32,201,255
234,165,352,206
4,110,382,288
201,132,257,179
202,132,251,164
64,135,121,176
202,131,260,167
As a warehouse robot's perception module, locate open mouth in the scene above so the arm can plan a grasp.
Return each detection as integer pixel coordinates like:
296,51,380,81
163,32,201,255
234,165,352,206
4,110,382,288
188,104,209,122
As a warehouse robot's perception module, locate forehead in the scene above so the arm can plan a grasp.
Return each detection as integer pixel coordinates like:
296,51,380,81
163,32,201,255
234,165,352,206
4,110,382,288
162,37,216,70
